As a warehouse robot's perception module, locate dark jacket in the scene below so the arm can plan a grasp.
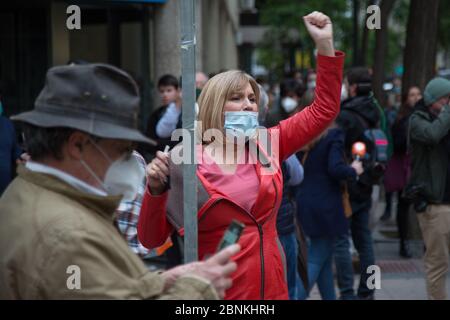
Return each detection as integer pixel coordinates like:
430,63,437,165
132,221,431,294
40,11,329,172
139,105,182,161
408,100,450,203
296,128,355,238
0,116,22,196
383,111,413,193
392,113,412,155
276,157,303,235
337,95,382,202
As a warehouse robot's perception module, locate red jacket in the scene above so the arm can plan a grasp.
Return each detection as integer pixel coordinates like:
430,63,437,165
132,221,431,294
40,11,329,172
138,51,345,300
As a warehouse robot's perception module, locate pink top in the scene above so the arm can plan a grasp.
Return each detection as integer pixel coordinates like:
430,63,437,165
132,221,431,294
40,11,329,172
198,147,260,213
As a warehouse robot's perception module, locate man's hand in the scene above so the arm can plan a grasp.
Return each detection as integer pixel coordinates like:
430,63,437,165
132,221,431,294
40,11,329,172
15,153,30,165
303,11,335,57
161,244,240,299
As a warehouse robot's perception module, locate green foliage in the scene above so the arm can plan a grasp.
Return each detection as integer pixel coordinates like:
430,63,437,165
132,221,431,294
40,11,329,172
256,0,418,80
257,0,352,81
438,0,450,50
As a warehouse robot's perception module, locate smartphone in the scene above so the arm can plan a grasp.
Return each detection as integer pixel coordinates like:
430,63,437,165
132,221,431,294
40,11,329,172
217,219,245,252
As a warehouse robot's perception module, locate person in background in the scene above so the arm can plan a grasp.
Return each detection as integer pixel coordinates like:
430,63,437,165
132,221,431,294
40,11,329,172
265,78,306,128
383,86,422,258
0,91,27,196
115,150,173,269
334,67,383,300
196,71,209,99
277,155,304,300
296,125,364,300
408,77,450,300
143,74,182,160
302,71,317,107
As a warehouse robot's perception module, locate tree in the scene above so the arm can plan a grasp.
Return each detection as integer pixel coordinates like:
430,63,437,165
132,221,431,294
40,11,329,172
372,0,396,106
402,0,440,97
258,0,351,80
360,0,376,66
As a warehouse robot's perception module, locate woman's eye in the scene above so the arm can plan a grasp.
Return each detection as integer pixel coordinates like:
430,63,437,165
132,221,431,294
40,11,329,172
249,98,256,103
230,96,240,101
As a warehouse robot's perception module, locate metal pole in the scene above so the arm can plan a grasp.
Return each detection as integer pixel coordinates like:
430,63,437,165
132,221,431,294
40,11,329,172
179,0,198,263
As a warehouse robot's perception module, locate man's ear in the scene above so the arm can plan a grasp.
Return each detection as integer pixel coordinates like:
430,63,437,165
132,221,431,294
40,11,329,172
66,131,89,160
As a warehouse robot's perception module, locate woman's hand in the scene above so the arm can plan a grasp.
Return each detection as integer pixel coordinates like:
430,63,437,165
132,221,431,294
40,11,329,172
303,11,335,57
146,150,170,195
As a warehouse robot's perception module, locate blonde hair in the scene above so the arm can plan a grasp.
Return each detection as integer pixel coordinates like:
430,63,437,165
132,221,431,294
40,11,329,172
197,70,260,143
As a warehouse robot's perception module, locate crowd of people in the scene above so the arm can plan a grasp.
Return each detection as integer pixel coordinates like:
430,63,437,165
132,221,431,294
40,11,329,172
1,10,450,301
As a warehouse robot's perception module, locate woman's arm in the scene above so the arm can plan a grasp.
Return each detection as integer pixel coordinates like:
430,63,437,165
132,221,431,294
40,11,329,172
285,154,304,186
327,131,357,181
137,187,174,248
273,12,345,161
137,150,174,248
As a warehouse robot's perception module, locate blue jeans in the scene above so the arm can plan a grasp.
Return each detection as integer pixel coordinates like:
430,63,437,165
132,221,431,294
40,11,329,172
334,200,376,299
278,232,301,300
298,237,336,300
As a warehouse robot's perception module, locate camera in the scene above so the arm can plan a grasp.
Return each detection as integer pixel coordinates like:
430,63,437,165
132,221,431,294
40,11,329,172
403,183,428,213
413,199,428,213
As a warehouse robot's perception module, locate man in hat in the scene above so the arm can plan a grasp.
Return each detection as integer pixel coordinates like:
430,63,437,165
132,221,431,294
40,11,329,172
408,77,450,300
0,63,239,299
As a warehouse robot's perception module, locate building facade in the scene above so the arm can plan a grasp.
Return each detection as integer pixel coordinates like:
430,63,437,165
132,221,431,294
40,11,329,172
0,0,241,130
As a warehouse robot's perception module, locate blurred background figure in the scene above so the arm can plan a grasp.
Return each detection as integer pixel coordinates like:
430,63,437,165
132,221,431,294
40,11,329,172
196,71,209,91
143,74,182,161
265,78,306,128
334,67,387,300
296,124,364,300
0,90,27,196
383,86,422,258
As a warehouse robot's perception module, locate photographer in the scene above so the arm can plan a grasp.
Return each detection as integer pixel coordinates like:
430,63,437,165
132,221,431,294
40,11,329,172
334,67,386,300
408,77,450,300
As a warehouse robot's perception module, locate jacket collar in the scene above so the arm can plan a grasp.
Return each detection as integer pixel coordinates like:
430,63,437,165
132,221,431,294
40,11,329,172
17,165,122,222
413,99,438,121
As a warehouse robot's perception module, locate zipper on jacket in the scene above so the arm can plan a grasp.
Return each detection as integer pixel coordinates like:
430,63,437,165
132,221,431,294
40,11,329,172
259,178,280,299
197,178,280,300
258,224,265,300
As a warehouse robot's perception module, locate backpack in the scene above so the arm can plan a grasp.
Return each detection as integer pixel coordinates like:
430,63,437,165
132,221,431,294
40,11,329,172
352,112,389,164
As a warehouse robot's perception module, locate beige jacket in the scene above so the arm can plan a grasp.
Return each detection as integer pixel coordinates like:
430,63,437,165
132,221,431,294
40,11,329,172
0,165,218,300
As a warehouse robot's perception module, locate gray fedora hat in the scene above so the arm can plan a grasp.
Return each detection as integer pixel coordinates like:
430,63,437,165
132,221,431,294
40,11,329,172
12,63,156,145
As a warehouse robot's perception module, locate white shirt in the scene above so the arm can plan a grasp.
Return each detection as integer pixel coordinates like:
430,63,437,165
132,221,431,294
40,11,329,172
155,102,181,138
25,161,107,196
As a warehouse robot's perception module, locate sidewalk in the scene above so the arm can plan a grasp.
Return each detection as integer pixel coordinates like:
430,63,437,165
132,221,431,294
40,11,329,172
309,216,450,300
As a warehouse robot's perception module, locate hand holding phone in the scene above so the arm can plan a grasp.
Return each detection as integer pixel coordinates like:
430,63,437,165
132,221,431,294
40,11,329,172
217,219,245,252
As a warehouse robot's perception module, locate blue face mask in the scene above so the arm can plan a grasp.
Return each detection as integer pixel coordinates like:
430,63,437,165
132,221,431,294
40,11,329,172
0,102,3,116
224,111,259,140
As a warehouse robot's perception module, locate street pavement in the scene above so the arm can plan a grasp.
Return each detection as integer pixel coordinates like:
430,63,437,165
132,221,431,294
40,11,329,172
309,213,450,300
